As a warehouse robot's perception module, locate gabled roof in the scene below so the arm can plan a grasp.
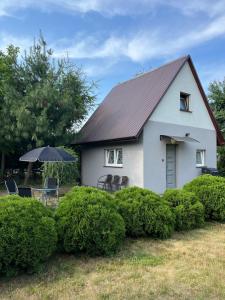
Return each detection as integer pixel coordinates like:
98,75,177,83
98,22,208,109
75,55,224,146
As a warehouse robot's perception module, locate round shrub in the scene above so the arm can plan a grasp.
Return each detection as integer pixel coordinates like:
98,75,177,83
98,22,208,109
55,186,125,256
184,175,225,221
184,174,225,194
114,187,174,239
163,189,204,231
0,196,57,276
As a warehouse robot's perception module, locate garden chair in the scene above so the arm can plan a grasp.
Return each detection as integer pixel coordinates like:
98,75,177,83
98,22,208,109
111,175,121,191
44,177,59,198
5,177,32,197
97,174,113,190
5,177,18,195
119,176,129,189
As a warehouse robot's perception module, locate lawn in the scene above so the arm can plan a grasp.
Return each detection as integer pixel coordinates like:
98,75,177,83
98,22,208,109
1,223,225,300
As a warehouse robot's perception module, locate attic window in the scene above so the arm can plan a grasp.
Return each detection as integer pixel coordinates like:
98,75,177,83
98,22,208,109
180,92,190,112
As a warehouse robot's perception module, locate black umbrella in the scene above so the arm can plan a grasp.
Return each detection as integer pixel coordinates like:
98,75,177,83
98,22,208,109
19,146,77,162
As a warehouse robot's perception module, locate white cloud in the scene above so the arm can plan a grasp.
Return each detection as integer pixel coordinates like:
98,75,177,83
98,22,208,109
52,14,225,62
0,32,32,52
0,0,225,17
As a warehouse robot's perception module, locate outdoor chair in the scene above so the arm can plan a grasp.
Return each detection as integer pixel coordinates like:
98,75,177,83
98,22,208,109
44,177,59,198
5,177,31,197
5,177,18,195
111,175,121,191
97,174,113,190
119,176,129,189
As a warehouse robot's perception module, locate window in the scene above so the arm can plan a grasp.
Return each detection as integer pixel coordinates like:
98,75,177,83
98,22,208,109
105,148,123,167
196,150,205,167
180,92,190,112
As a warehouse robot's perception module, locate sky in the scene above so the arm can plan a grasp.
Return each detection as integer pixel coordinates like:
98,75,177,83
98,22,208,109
0,0,225,104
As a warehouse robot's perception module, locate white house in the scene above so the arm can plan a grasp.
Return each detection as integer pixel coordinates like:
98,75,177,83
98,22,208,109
74,55,224,194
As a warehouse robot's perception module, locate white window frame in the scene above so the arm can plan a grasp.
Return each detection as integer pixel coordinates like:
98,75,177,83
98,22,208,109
196,149,205,167
105,148,123,167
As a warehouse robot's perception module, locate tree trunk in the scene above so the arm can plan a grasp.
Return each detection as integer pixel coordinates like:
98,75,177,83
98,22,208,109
24,162,32,185
1,152,5,177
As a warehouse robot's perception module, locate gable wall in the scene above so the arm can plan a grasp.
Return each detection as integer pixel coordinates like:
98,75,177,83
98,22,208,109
150,61,215,130
143,62,217,194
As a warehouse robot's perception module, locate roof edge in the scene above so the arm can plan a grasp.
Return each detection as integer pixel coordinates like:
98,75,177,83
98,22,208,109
136,55,189,138
73,135,138,146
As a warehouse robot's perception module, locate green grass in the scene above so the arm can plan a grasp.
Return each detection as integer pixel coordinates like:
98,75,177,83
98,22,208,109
1,223,225,299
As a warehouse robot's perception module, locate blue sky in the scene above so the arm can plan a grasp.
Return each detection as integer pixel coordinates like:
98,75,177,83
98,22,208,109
0,0,225,104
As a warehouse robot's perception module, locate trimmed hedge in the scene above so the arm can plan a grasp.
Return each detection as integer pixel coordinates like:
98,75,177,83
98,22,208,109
163,189,205,231
114,187,174,239
184,174,225,193
184,175,225,221
0,196,57,276
55,186,125,256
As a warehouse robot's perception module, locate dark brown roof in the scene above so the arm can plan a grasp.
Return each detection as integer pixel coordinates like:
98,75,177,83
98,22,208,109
75,55,224,146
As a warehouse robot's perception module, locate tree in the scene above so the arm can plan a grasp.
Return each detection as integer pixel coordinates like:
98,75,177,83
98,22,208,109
0,46,22,175
0,35,96,176
208,80,225,133
208,80,225,175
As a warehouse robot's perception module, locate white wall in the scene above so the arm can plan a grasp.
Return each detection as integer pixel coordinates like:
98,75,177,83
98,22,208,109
81,140,143,187
143,61,217,194
143,121,217,194
150,62,215,130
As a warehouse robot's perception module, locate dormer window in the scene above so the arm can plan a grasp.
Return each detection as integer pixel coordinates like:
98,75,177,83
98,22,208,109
180,92,190,112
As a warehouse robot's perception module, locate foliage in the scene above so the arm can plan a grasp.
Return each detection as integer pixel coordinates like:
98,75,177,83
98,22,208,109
184,175,225,221
55,186,125,256
0,196,57,276
0,34,95,174
163,189,205,231
114,187,174,239
208,80,225,134
184,175,225,194
218,147,225,176
208,80,225,175
42,146,79,185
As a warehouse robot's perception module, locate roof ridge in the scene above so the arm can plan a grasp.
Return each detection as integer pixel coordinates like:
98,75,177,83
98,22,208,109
117,55,189,86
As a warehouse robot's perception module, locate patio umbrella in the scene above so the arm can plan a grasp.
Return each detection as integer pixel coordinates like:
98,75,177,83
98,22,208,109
19,146,77,162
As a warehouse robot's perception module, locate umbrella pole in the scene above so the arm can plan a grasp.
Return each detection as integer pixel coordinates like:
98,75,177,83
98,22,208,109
24,162,33,185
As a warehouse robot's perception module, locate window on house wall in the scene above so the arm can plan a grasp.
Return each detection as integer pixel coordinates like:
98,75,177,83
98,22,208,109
105,148,123,167
180,92,190,112
196,150,205,167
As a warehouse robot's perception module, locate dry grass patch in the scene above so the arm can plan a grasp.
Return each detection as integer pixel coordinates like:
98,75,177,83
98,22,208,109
1,223,225,299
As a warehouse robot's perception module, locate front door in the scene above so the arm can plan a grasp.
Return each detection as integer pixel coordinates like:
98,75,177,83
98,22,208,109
166,144,176,189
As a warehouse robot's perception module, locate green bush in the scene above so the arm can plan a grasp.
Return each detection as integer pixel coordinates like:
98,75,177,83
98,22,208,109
184,175,225,221
0,196,57,276
55,186,125,256
163,189,204,231
114,187,174,239
184,175,225,194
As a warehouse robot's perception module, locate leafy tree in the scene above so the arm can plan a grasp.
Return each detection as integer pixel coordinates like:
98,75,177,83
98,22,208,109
208,80,225,175
208,80,225,133
0,46,22,175
0,35,95,176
